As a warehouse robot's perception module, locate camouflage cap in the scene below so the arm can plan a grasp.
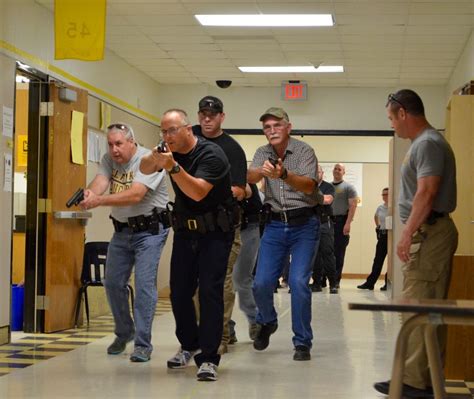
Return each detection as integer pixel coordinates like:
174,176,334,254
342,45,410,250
259,107,290,122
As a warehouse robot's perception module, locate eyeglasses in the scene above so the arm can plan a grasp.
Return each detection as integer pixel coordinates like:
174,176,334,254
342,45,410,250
382,193,389,196
161,124,187,136
386,93,405,109
263,122,287,132
107,123,128,131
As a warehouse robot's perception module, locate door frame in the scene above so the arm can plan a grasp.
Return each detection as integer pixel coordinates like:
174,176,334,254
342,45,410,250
15,62,48,333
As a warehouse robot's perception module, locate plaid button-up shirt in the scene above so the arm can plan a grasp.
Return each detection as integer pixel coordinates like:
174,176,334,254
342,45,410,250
251,137,318,211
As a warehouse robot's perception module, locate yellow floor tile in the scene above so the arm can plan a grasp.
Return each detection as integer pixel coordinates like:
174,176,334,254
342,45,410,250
0,367,18,373
58,338,97,342
0,358,39,364
445,387,471,394
0,345,34,351
15,339,56,344
38,344,83,349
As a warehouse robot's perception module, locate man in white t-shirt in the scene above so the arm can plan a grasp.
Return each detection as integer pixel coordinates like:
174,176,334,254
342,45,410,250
81,123,170,363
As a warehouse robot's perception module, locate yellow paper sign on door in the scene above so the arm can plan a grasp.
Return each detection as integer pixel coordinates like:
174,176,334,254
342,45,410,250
71,110,84,165
17,135,28,167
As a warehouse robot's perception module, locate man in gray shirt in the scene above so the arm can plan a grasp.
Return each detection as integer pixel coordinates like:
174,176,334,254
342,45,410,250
80,123,170,363
330,164,357,288
374,90,458,398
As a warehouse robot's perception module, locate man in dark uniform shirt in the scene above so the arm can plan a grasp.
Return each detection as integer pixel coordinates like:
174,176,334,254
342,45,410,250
140,109,236,382
311,165,338,294
193,96,249,353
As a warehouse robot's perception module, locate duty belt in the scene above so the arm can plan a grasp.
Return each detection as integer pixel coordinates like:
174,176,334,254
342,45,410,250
270,207,315,225
171,205,240,234
426,210,447,225
110,209,170,234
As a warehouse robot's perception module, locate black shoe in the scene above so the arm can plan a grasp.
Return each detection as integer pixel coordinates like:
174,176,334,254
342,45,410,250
357,282,374,290
253,323,278,351
311,284,322,292
380,285,387,291
293,345,311,361
329,287,338,294
107,335,133,355
321,280,327,288
373,380,433,397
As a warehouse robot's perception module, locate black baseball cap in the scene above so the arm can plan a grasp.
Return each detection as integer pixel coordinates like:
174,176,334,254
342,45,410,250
198,96,224,113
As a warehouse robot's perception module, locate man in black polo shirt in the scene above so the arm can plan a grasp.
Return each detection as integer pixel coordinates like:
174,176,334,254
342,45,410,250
312,165,338,294
193,96,253,353
140,109,235,382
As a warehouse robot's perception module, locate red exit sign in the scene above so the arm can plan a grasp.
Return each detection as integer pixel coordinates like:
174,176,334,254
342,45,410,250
281,81,307,101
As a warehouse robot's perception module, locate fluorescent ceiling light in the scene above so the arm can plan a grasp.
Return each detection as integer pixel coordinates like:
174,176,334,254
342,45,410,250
195,14,334,27
239,66,344,73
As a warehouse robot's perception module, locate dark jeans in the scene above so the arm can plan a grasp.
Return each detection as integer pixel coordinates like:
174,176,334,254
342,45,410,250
334,215,350,283
312,221,337,287
169,230,234,367
365,230,388,287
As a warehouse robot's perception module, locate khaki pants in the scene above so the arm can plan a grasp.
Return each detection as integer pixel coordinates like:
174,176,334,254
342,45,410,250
401,216,458,389
221,228,241,347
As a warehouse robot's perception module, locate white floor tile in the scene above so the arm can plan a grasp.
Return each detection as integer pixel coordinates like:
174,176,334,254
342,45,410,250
0,280,399,398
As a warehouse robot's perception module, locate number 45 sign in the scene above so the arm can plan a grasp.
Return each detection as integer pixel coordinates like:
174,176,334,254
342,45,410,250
54,0,106,61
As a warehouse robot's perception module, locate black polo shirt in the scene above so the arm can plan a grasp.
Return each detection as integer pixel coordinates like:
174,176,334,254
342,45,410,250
172,136,233,214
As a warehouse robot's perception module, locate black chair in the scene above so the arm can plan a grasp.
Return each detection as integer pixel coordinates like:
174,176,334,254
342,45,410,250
74,242,134,327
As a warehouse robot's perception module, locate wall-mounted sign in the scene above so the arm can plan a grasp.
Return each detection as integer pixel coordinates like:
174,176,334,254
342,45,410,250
281,81,307,101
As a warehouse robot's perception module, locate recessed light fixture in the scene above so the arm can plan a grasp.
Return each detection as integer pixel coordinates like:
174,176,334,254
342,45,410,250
239,66,344,73
195,14,334,27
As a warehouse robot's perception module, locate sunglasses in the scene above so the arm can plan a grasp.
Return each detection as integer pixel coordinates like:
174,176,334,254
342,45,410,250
107,123,128,131
386,93,406,109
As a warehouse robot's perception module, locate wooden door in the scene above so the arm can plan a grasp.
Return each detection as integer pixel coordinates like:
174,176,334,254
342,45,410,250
44,83,87,332
444,95,474,380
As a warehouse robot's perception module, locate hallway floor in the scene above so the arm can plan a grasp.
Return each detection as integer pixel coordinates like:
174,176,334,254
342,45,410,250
0,280,472,398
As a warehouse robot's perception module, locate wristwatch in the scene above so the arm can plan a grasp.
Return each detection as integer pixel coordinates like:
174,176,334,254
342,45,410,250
168,162,181,175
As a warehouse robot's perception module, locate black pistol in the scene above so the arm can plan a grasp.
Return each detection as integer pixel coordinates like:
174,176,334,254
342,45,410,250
66,188,84,208
157,140,168,153
268,157,278,167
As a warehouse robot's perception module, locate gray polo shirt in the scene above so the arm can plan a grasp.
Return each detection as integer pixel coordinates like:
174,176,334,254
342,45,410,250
251,137,318,211
331,181,357,216
98,145,169,223
399,127,456,223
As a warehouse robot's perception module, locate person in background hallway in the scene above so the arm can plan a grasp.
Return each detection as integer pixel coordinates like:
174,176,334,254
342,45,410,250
311,165,338,294
330,163,357,288
193,96,248,354
248,107,319,361
232,183,262,340
80,123,170,363
140,109,237,382
358,187,389,290
374,89,458,397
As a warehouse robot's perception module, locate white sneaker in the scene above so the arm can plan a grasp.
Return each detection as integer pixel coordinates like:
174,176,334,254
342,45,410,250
197,362,218,381
167,348,198,369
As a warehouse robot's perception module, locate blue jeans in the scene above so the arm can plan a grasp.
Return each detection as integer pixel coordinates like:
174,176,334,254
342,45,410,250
105,225,169,353
253,216,319,348
233,222,260,323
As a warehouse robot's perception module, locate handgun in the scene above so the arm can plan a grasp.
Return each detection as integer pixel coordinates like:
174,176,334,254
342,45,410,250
66,188,84,208
268,157,278,167
157,140,168,153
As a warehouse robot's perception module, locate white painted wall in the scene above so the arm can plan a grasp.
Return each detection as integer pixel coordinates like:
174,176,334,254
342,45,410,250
446,30,474,98
155,85,447,130
1,0,162,123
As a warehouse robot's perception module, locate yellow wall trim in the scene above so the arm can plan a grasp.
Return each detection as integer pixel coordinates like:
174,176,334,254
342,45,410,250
0,40,160,124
